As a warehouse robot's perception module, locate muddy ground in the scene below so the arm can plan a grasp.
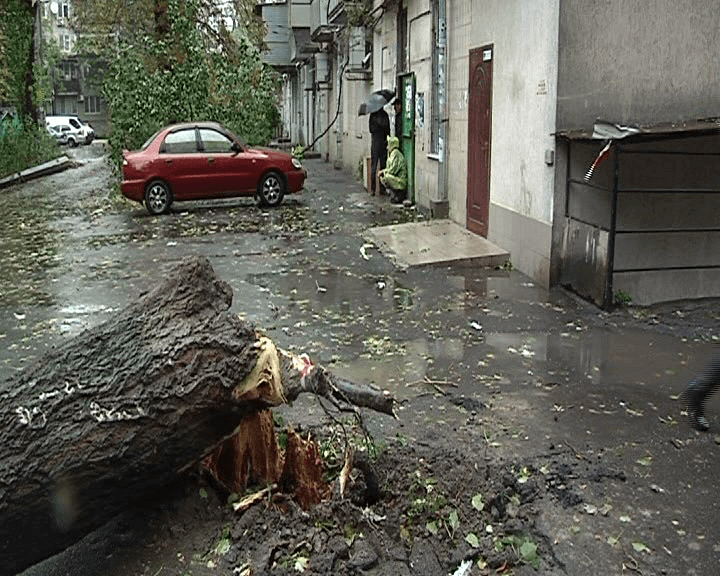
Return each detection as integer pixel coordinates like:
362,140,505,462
4,143,719,575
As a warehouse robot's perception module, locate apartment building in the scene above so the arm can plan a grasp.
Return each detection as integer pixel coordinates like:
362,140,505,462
259,0,720,307
39,0,108,136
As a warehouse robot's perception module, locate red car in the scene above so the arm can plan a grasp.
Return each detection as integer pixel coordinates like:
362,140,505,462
121,121,307,215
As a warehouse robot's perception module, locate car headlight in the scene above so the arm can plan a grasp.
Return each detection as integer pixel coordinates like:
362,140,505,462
291,158,302,169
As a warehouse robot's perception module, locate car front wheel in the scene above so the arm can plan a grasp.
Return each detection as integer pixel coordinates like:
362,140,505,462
257,172,285,207
68,138,78,148
144,180,173,215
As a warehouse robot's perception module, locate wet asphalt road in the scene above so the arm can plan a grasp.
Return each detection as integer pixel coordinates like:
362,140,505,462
4,142,720,574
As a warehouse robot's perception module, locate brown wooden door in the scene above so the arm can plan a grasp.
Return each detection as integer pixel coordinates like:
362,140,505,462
467,45,493,237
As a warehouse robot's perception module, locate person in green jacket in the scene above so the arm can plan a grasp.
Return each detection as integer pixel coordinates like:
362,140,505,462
378,135,407,204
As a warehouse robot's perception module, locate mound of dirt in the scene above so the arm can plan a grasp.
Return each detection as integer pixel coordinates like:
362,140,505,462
34,421,625,576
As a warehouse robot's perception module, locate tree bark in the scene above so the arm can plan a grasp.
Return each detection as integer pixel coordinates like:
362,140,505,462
0,257,393,575
23,0,38,125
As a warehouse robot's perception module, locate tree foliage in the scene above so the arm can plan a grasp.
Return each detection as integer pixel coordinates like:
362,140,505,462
0,27,10,101
2,0,34,119
96,0,279,168
0,0,60,179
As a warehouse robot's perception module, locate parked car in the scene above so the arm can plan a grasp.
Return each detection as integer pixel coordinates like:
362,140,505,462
121,122,307,215
45,115,95,146
47,124,69,145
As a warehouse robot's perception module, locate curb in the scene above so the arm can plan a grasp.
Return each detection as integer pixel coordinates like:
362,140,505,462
0,155,73,190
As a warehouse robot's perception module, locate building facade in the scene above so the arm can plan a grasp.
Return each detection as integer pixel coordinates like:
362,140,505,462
39,0,109,136
553,0,720,306
261,0,720,307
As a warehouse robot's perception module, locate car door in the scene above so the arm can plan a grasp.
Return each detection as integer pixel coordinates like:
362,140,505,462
198,128,256,195
157,128,202,199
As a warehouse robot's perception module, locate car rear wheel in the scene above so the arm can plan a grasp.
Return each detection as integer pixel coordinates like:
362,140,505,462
145,180,173,215
257,172,285,207
68,138,78,148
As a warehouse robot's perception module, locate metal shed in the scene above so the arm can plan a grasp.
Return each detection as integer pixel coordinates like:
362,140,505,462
555,119,720,307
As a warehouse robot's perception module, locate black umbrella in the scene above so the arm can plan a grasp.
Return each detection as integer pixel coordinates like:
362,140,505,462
358,89,395,116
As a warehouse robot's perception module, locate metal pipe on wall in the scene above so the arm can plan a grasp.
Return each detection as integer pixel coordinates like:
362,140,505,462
436,0,448,206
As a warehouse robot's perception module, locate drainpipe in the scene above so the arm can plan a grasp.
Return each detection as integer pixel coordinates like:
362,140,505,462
434,0,449,219
334,46,344,169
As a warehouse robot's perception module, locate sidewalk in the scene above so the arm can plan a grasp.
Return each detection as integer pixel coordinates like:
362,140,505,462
304,158,510,270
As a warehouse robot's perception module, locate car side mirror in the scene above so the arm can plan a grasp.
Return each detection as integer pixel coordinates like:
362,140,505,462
231,142,242,154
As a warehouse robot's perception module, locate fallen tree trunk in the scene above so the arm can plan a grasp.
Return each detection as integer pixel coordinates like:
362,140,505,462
0,257,393,576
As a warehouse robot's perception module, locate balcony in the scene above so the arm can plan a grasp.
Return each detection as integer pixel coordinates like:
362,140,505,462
259,0,324,69
258,2,292,69
56,77,81,95
290,27,319,63
310,0,337,42
327,0,346,23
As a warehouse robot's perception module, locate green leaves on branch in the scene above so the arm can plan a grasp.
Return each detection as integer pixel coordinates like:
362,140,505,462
102,0,280,168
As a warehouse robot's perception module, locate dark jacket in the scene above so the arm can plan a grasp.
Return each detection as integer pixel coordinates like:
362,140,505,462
369,109,390,154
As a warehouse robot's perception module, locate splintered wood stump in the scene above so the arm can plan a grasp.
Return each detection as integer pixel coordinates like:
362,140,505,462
0,257,394,575
202,413,332,510
202,410,284,493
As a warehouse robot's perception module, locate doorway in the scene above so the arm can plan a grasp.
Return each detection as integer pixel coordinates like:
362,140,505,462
466,45,493,237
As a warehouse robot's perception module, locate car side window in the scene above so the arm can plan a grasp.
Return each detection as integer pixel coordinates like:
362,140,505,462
199,129,234,153
163,129,198,154
69,119,81,129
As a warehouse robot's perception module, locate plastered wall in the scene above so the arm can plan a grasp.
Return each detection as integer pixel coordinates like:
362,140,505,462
557,0,720,130
446,0,560,285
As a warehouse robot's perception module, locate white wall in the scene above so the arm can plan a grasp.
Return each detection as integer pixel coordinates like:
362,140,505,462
405,0,435,208
283,1,561,287
446,0,559,284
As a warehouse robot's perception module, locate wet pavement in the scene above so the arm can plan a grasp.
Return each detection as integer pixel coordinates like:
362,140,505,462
3,142,720,574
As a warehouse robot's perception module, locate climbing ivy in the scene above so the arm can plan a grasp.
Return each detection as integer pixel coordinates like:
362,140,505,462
2,0,34,121
0,0,60,179
0,27,10,100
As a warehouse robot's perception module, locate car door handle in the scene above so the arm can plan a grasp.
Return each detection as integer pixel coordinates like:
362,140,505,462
208,157,215,164
165,159,172,165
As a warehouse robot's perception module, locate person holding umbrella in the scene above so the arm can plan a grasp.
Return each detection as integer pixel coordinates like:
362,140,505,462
369,108,390,195
359,90,394,196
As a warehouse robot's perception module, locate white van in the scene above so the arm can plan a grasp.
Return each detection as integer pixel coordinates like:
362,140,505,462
45,115,95,146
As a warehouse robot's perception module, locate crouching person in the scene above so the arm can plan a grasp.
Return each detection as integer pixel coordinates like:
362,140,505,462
379,135,408,204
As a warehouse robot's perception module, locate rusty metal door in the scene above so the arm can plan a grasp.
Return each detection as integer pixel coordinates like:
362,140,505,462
466,45,493,237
